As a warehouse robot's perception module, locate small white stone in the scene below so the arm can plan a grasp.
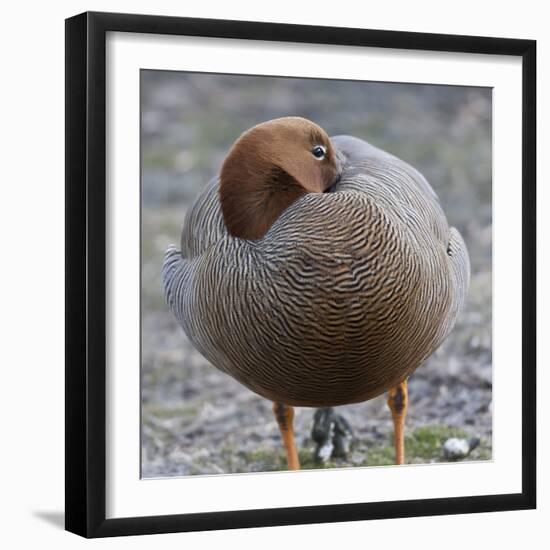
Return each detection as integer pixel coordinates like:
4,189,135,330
443,437,470,459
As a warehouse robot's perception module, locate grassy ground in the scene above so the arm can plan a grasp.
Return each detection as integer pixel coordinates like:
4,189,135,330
241,425,492,474
140,72,492,477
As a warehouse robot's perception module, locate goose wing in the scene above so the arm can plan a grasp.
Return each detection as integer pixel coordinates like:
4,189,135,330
332,135,470,352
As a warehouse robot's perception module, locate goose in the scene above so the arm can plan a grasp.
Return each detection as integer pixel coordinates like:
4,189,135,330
162,116,470,470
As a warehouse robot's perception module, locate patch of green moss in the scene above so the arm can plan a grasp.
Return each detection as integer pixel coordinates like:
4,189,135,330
363,445,396,467
406,425,468,461
207,424,492,475
244,425,491,471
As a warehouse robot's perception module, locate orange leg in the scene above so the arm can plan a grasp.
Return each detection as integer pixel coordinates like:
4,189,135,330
387,379,408,465
273,402,300,470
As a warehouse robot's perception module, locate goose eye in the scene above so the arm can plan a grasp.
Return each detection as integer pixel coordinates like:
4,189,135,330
312,145,326,160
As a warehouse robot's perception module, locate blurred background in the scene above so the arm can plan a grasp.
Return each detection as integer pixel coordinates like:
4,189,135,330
141,71,492,477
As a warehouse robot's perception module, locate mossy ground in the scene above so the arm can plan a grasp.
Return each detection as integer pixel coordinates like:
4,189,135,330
232,425,491,474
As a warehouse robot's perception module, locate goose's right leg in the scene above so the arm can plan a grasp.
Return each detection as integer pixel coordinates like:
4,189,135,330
273,402,300,470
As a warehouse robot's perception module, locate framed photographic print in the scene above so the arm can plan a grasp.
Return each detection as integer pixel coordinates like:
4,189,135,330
65,11,536,538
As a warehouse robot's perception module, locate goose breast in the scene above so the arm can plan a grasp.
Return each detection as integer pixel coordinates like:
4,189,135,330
162,136,470,407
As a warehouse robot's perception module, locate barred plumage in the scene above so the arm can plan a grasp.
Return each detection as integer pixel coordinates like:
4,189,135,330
162,134,470,408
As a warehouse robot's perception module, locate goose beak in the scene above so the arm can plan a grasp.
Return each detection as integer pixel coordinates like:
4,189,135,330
335,147,345,177
325,148,344,193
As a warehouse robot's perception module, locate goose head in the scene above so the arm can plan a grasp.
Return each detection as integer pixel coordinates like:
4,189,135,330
219,117,342,240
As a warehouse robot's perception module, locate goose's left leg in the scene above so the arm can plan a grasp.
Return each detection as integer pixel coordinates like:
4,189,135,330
273,402,300,470
387,379,408,465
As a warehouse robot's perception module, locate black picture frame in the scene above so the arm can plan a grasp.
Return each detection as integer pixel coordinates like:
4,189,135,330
65,11,536,538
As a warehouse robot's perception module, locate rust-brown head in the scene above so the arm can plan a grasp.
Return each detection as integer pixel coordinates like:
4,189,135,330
219,117,342,240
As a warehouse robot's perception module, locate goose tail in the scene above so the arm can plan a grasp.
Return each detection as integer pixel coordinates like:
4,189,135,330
439,227,471,344
447,227,471,307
